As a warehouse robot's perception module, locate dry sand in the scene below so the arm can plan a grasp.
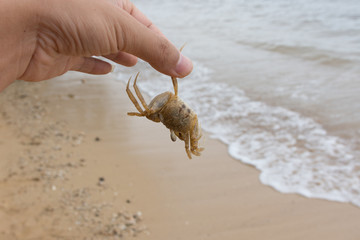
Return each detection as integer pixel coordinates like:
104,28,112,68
1,74,360,240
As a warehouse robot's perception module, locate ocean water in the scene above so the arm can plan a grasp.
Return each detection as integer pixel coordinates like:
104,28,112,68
115,0,360,206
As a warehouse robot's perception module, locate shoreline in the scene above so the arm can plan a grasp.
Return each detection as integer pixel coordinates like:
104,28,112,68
1,75,360,239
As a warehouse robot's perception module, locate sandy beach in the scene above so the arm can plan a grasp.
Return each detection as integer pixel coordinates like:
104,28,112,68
1,74,360,240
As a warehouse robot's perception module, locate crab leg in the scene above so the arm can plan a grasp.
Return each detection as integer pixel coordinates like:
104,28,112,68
190,136,203,156
179,44,186,52
191,146,204,156
127,112,144,117
133,72,150,112
184,132,192,159
170,44,185,97
190,115,204,156
171,77,178,96
190,115,201,139
126,76,145,115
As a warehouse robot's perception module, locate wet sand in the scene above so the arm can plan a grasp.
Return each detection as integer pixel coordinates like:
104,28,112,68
1,74,360,240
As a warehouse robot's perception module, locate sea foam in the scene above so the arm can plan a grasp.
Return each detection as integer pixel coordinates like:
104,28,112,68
115,61,360,207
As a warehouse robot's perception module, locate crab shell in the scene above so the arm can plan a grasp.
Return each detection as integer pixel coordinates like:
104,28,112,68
147,92,196,135
126,72,203,159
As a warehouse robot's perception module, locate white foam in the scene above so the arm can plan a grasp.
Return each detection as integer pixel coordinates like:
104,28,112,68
115,61,360,207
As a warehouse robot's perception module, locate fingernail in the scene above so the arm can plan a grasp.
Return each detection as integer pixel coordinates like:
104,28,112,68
111,65,115,73
175,54,193,77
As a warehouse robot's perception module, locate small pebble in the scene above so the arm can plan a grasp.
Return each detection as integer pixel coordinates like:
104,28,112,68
134,211,142,220
95,137,101,142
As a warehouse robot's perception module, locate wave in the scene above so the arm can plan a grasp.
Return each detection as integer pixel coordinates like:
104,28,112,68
114,61,360,207
236,40,357,67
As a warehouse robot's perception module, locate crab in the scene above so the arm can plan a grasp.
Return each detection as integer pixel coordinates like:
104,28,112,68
126,72,204,159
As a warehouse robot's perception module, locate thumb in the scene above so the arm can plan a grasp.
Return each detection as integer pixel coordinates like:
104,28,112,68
114,9,193,77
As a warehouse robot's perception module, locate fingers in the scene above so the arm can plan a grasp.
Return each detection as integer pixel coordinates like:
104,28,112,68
104,51,138,67
57,0,193,78
114,9,193,78
102,0,163,69
102,0,193,77
70,57,113,75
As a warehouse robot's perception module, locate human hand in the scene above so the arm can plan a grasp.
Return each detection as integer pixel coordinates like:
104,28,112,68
0,0,193,91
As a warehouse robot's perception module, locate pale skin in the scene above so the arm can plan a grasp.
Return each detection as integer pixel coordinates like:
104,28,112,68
0,0,193,92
